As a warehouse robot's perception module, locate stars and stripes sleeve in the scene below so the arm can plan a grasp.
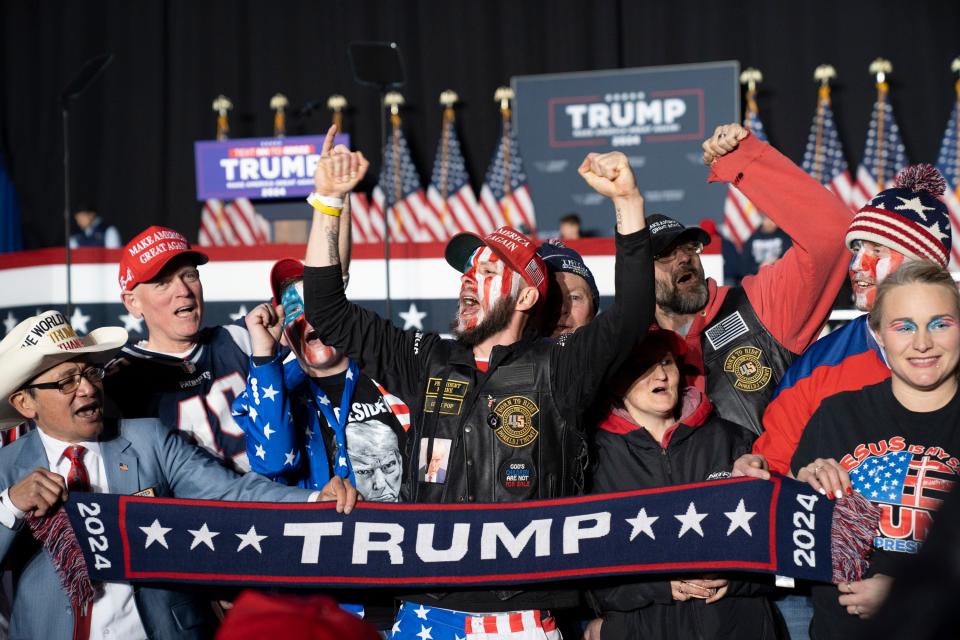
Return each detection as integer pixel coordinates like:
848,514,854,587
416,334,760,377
231,357,301,481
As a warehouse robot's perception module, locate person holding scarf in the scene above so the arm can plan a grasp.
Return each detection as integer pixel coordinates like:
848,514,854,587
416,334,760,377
584,330,777,639
791,261,960,638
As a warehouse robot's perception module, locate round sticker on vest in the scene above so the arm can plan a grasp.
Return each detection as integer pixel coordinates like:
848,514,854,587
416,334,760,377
722,346,773,392
498,458,537,495
492,396,540,448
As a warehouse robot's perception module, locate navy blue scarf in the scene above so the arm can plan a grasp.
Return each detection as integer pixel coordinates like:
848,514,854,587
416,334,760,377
64,476,877,589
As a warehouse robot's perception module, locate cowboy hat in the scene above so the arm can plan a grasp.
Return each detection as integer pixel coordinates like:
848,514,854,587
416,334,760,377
0,310,127,430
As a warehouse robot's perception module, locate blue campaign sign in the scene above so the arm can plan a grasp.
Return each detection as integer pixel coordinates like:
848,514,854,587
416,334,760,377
194,134,349,201
513,62,739,232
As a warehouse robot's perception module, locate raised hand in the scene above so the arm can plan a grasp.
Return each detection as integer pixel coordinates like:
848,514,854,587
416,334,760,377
578,151,639,200
245,302,284,358
702,123,750,165
313,125,370,198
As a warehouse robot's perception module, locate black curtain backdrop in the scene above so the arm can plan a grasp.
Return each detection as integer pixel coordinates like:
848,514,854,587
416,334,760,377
1,0,958,249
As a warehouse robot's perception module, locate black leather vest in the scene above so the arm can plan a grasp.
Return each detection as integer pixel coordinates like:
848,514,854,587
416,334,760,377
701,287,796,436
408,341,585,505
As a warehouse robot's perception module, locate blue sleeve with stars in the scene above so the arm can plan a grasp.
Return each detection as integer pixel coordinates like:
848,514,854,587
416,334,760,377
231,356,302,481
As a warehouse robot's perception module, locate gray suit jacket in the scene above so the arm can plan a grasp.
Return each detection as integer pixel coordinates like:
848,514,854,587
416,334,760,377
0,418,314,640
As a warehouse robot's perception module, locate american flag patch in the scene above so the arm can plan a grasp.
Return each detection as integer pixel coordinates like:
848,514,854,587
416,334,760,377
705,311,749,351
525,258,545,287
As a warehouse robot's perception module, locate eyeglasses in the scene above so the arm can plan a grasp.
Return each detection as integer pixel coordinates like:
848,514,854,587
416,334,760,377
655,241,704,263
22,366,105,394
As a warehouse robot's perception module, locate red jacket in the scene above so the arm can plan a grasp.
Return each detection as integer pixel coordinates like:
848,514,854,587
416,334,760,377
678,134,853,393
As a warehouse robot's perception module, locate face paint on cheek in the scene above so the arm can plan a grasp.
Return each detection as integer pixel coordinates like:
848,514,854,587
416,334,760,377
875,252,906,284
281,282,305,327
849,251,881,309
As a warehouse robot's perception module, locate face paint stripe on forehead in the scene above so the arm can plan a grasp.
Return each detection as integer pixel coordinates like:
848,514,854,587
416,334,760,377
281,281,305,327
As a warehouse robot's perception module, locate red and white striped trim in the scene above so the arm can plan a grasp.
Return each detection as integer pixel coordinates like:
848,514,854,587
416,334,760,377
845,208,948,266
371,379,411,431
465,610,559,639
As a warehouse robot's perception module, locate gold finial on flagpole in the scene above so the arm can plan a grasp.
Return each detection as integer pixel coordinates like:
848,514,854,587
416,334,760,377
740,68,763,94
952,57,960,95
869,58,892,86
440,90,459,109
270,93,288,138
327,94,347,131
814,65,836,87
494,86,514,114
385,91,405,117
212,95,233,141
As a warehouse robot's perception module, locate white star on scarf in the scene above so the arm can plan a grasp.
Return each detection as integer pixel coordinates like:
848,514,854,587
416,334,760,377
625,508,658,541
263,423,275,440
236,525,267,553
675,502,708,538
262,384,279,402
254,444,266,460
249,406,259,422
187,522,220,551
140,518,172,549
284,450,296,466
338,456,348,468
724,499,756,536
319,395,331,406
345,368,354,380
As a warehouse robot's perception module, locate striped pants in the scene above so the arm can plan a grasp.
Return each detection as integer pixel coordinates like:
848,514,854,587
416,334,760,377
391,601,562,640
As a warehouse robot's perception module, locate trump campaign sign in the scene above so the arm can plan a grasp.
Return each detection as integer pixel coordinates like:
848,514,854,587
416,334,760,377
194,133,349,201
513,61,738,231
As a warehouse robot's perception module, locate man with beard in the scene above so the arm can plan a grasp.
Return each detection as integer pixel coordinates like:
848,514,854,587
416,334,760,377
299,126,653,638
650,122,854,436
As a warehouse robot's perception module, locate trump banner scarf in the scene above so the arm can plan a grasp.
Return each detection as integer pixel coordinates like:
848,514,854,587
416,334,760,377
57,476,877,592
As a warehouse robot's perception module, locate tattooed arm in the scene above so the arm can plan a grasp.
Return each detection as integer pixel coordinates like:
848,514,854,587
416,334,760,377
305,124,369,269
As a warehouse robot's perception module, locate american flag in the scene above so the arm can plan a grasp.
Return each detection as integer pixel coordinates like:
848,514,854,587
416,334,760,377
935,88,960,268
722,90,768,249
851,82,908,210
427,110,488,236
198,198,271,246
851,451,955,512
478,118,537,234
348,192,383,244
801,84,856,210
371,123,445,243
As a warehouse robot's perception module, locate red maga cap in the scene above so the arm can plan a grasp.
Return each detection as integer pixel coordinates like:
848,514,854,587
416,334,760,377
444,226,548,298
118,226,208,293
269,258,305,303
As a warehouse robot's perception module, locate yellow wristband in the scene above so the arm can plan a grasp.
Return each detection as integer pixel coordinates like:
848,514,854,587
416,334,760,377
307,193,342,217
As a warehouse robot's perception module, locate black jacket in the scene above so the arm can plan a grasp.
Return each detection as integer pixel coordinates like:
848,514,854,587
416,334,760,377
303,228,654,612
589,388,778,640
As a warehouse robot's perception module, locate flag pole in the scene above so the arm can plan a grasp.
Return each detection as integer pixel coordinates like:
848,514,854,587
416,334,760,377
812,65,837,182
740,68,762,128
869,58,893,191
494,87,514,227
952,57,960,199
439,90,458,227
382,91,406,319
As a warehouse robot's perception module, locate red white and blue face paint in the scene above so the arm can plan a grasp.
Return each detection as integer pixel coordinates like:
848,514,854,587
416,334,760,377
280,281,339,370
848,241,907,311
455,247,522,333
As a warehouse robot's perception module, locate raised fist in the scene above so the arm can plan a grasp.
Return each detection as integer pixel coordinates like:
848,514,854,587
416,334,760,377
577,151,640,200
245,302,284,357
702,123,750,165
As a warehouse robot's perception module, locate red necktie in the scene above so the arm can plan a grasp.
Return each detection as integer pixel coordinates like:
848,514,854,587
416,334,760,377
65,445,91,492
64,445,93,639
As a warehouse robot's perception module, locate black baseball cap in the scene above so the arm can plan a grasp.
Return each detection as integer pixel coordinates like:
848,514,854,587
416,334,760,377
646,214,711,257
